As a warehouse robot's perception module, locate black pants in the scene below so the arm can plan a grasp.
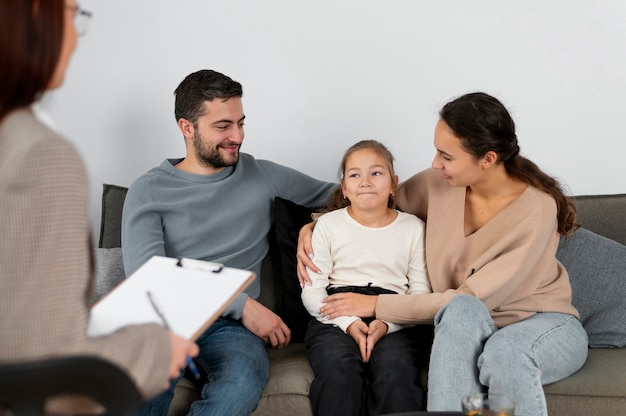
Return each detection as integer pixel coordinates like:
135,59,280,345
304,291,432,416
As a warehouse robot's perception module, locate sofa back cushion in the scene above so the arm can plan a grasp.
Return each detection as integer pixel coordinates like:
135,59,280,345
572,194,626,246
95,184,129,301
273,197,315,343
557,228,626,348
99,184,129,248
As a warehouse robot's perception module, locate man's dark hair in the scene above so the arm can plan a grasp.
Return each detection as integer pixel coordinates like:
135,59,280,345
174,69,243,126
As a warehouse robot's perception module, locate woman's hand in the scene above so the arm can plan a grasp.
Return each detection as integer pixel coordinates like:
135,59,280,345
296,222,317,287
168,333,199,386
320,293,378,319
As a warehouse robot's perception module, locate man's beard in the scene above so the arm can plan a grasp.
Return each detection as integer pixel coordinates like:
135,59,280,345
193,130,240,169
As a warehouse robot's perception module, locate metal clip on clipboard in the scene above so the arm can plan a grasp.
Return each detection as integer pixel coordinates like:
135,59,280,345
176,257,224,273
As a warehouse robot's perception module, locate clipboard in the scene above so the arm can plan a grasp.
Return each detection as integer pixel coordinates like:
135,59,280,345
87,256,255,340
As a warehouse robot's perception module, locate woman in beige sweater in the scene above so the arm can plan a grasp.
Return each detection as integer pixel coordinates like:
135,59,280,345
298,92,588,416
0,0,197,408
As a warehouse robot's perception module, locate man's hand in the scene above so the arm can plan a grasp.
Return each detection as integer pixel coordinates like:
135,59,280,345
241,298,291,349
296,222,317,287
319,292,378,319
346,320,369,362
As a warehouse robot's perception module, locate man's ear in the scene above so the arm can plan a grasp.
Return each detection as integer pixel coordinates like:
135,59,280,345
177,118,194,140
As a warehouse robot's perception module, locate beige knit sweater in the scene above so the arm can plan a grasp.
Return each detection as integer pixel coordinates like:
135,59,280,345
376,168,578,328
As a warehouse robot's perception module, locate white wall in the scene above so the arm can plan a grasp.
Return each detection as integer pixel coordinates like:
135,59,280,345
44,0,626,234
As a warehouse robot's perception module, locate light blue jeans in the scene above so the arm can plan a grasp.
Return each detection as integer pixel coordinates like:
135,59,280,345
427,295,588,416
133,317,269,416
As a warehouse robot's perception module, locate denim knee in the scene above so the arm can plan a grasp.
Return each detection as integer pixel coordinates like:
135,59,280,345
478,335,533,386
435,295,491,327
193,319,270,412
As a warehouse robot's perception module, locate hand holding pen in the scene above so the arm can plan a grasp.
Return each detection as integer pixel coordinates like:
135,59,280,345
148,290,202,380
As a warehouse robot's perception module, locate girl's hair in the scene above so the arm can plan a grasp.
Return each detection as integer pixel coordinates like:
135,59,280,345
440,92,578,235
0,0,64,121
325,139,397,212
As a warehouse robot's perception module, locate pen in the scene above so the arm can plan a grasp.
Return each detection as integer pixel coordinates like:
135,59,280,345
147,290,201,380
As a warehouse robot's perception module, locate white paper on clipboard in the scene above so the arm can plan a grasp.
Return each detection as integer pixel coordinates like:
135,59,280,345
87,256,254,340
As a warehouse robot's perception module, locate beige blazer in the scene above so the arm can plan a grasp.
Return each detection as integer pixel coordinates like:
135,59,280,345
0,108,170,399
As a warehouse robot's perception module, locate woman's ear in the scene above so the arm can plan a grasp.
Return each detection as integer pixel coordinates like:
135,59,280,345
481,151,498,169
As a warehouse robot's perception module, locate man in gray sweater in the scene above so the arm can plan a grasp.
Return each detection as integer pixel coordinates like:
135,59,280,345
122,69,336,415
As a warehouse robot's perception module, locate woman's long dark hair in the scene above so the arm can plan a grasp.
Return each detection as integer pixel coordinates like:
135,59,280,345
0,0,64,121
440,92,578,236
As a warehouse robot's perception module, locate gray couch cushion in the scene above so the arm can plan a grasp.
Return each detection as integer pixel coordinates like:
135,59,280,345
94,247,125,302
544,348,626,413
556,228,626,348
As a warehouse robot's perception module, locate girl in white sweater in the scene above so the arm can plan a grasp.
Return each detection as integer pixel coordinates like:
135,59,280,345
301,140,432,416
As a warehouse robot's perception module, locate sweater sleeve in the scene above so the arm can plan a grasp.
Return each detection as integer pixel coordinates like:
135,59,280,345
121,180,167,276
82,324,172,399
257,160,337,208
376,291,457,325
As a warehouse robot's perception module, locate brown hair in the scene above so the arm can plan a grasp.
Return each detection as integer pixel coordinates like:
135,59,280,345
174,69,243,126
325,139,397,212
0,0,64,121
440,92,578,235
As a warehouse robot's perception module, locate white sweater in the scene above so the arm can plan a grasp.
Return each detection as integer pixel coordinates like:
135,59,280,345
301,207,431,333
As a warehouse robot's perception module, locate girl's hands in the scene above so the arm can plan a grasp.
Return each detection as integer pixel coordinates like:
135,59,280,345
347,320,369,362
346,319,388,362
365,319,388,361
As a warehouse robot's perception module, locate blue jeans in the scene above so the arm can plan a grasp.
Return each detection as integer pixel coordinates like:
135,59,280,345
427,295,588,416
133,317,270,416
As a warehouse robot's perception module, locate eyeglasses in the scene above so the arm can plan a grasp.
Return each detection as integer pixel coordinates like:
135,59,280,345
66,4,93,36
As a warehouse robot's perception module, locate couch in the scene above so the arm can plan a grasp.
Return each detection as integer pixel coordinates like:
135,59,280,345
96,185,626,415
